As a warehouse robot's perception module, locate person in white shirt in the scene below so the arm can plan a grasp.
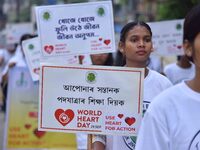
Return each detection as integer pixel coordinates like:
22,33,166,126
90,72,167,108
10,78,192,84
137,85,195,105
0,44,17,83
148,54,163,73
1,34,34,112
164,55,195,84
0,44,17,111
92,21,172,150
135,4,200,150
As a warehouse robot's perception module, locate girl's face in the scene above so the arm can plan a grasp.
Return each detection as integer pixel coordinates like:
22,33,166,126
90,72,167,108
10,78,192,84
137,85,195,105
120,25,153,67
193,32,200,68
91,53,109,65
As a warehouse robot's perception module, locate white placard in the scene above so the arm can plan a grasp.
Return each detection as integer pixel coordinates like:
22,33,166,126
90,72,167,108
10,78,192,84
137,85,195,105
35,1,116,57
5,23,34,44
3,67,77,150
39,64,144,136
22,37,41,81
148,19,184,56
22,37,79,81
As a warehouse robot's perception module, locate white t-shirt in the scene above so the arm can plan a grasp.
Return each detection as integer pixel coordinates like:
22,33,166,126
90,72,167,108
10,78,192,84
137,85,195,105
2,45,26,77
164,63,195,84
93,69,172,150
135,82,200,150
0,49,16,83
76,133,87,150
148,54,163,73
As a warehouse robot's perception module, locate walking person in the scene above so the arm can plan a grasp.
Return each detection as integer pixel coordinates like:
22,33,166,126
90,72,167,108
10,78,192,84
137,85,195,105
135,4,200,150
92,21,172,150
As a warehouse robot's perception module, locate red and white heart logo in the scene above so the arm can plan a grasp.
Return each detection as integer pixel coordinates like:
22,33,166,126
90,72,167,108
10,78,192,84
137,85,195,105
33,68,40,75
104,40,111,45
125,117,136,126
55,109,74,126
118,114,124,119
44,45,54,54
33,128,46,138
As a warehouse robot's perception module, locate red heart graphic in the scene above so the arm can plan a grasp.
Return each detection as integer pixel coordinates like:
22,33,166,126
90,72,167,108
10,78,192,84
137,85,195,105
118,114,124,119
33,68,40,75
55,109,74,126
24,124,31,129
78,55,85,64
29,111,38,118
79,55,85,61
99,38,103,41
125,117,136,126
104,40,111,45
44,45,54,54
177,45,182,49
33,129,46,138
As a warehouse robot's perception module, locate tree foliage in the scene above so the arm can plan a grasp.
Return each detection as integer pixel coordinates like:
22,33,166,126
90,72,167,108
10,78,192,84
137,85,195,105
157,0,200,20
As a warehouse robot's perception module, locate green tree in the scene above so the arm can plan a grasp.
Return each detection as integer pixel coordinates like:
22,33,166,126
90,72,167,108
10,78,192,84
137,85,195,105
157,0,200,20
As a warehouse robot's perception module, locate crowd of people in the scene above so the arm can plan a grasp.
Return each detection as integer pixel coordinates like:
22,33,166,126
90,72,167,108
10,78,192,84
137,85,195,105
0,3,199,150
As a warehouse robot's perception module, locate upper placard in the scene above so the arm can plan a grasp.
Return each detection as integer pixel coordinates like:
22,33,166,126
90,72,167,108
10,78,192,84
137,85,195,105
35,1,116,57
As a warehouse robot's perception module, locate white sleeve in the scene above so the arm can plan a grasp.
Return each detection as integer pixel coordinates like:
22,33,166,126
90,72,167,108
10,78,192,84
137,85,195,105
92,134,106,145
135,111,170,150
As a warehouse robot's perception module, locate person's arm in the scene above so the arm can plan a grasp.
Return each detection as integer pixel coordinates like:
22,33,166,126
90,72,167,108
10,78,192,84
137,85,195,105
92,135,106,150
0,56,4,66
93,141,105,150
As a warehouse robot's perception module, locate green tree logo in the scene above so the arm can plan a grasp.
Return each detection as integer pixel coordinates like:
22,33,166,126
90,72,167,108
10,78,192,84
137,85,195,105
86,72,96,83
97,7,105,16
176,23,182,30
43,11,51,21
28,44,34,50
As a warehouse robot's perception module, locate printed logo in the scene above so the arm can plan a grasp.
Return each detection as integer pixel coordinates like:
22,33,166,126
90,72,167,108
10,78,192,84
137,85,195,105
42,11,52,21
55,109,74,126
44,45,54,54
97,6,106,17
125,117,136,126
176,23,182,30
33,128,46,138
189,130,200,150
104,39,111,45
123,136,136,150
86,71,97,84
118,114,124,119
28,44,34,50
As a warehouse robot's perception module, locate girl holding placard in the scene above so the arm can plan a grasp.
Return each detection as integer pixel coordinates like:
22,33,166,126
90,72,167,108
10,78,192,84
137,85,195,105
92,21,172,150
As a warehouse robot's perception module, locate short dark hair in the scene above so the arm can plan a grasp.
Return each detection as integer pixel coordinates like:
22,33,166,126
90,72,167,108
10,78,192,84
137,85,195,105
120,21,152,43
184,4,200,43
